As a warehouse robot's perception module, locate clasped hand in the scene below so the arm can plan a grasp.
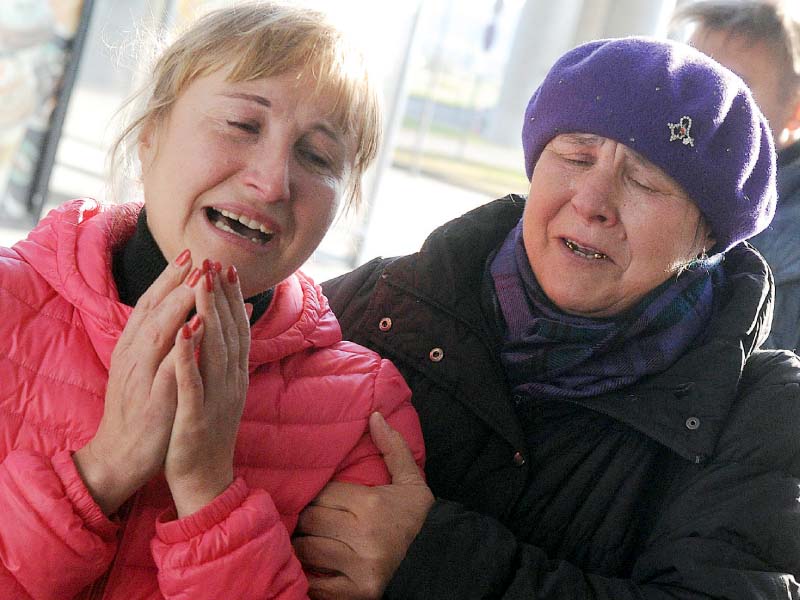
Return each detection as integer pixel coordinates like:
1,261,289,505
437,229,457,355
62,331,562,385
73,253,251,518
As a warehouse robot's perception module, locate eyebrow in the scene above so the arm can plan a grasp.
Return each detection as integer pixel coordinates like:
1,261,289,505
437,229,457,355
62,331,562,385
560,133,603,146
223,92,271,108
561,133,650,168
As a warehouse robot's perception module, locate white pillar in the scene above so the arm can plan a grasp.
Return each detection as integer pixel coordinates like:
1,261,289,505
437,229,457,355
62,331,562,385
485,0,585,147
599,0,677,39
487,0,678,148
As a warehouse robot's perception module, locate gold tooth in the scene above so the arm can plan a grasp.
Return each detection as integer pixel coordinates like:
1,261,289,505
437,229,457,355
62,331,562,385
565,239,606,259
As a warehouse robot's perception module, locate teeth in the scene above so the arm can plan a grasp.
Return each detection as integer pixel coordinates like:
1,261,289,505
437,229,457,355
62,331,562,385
565,239,607,260
213,218,239,236
217,208,274,235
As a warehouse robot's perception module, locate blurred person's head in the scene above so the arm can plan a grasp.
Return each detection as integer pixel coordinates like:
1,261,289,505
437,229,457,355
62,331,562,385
672,0,800,149
109,2,382,298
519,37,775,317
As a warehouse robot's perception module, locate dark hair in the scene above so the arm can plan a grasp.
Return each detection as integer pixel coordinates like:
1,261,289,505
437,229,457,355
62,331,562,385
671,1,800,96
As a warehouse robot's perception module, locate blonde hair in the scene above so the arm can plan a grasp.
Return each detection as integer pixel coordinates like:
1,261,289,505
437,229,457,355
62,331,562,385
110,1,382,210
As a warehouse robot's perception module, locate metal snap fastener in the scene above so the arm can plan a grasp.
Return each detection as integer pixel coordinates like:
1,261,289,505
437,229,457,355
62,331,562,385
429,347,444,362
378,317,392,332
512,451,525,466
685,416,700,430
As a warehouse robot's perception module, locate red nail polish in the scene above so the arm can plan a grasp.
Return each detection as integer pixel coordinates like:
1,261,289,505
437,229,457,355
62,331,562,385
205,271,214,292
186,268,202,288
213,261,222,273
189,314,202,331
227,265,238,284
181,323,192,339
202,258,212,273
175,249,191,267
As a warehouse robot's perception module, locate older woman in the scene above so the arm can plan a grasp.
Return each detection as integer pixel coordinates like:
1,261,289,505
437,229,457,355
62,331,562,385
0,3,423,599
295,38,800,599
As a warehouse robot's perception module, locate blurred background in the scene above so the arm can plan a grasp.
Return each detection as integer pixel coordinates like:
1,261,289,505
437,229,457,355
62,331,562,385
0,0,689,281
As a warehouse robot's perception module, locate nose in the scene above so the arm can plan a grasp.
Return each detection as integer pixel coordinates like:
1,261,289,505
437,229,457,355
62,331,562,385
570,164,619,227
242,144,291,204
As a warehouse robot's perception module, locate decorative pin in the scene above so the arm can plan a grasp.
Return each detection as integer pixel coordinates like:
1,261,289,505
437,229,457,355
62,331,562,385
668,116,695,147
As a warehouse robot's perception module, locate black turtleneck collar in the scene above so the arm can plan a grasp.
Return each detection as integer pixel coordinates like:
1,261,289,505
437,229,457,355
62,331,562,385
112,207,273,325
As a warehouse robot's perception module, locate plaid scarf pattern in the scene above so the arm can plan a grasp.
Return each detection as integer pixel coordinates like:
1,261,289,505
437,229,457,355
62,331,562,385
490,221,721,400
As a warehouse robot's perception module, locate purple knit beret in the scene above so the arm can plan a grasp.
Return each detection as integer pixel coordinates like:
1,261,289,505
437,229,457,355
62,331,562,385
521,36,776,253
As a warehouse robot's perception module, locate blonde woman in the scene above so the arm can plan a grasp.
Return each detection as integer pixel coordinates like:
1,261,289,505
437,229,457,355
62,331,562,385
0,4,424,599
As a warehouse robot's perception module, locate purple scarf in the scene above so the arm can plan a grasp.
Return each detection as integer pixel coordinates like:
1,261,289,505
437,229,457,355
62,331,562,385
490,222,720,400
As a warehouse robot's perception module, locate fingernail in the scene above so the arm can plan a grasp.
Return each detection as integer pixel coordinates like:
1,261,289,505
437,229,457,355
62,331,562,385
370,411,387,428
175,249,191,267
189,314,202,331
245,302,253,319
213,261,222,273
227,265,238,284
205,271,214,292
181,323,192,339
186,268,202,288
202,258,212,273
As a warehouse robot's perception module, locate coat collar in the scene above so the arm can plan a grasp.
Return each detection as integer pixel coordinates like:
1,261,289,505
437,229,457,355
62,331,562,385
373,196,774,463
12,199,341,371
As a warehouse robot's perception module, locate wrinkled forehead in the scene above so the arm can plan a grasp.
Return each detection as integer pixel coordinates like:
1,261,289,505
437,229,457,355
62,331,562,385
225,60,354,133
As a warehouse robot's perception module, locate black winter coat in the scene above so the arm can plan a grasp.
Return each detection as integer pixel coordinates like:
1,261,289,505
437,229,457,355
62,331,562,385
322,196,800,599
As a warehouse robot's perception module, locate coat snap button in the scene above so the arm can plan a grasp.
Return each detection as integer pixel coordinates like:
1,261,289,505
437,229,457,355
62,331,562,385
685,416,701,430
512,451,526,467
429,347,444,362
378,317,392,332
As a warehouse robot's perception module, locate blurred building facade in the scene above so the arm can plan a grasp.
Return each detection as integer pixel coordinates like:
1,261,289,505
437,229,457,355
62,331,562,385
0,0,685,278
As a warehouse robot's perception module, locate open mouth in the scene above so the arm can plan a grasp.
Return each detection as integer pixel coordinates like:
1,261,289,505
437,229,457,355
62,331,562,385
563,238,608,260
206,207,274,245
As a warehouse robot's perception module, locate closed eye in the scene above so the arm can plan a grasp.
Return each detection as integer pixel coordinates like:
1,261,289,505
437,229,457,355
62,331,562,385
566,157,593,166
629,176,659,194
227,120,260,134
297,144,335,172
559,153,594,167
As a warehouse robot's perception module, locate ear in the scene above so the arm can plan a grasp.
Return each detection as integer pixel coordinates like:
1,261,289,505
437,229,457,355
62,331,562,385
702,228,716,257
137,119,157,176
782,87,800,139
696,218,716,257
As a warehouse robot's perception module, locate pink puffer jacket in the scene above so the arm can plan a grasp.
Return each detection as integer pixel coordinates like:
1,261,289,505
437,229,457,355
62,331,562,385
0,199,424,599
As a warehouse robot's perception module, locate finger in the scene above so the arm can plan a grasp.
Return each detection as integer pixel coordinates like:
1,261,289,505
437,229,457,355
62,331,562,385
196,268,225,377
223,265,251,372
307,481,365,509
173,315,205,420
149,343,179,424
369,412,423,485
214,267,241,371
296,503,356,540
114,264,200,380
120,249,194,346
293,536,357,600
305,575,353,600
293,534,353,575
